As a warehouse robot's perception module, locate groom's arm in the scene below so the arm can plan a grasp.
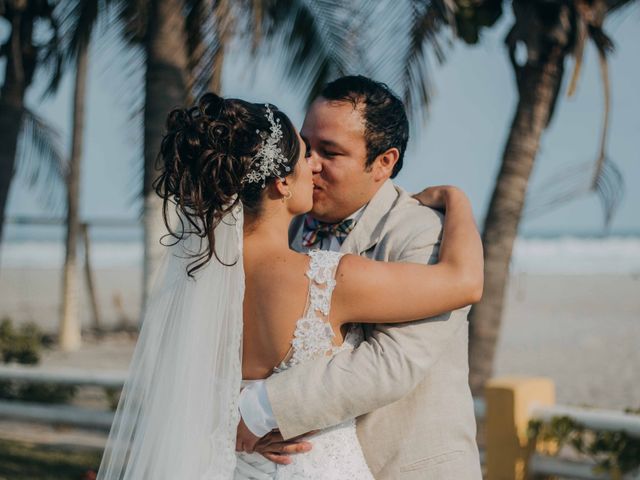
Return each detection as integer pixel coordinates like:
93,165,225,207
262,217,470,440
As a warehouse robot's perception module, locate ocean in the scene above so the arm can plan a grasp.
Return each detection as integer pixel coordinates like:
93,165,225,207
1,236,640,274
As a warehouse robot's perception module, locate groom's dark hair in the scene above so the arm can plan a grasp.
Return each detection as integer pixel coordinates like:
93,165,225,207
320,75,409,178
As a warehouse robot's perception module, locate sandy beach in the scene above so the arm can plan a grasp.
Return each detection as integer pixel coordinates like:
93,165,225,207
1,265,638,410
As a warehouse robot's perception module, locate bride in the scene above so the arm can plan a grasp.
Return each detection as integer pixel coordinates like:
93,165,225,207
96,93,483,480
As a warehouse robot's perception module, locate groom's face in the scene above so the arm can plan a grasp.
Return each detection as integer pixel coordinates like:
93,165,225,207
301,97,380,223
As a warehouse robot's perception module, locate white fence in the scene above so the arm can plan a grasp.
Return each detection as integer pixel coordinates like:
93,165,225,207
0,365,124,431
527,405,640,480
1,368,639,479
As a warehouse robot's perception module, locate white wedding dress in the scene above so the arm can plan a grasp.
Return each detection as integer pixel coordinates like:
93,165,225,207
235,250,374,480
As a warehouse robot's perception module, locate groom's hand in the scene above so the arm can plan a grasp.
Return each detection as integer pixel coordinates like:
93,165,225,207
253,430,315,465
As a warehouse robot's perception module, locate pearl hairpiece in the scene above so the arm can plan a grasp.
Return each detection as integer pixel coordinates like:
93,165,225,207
243,104,291,188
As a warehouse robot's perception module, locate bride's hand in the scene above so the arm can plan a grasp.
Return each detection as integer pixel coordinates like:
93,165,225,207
236,417,261,453
413,185,461,210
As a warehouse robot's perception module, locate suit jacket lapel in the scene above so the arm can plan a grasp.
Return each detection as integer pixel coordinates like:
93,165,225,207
340,180,398,255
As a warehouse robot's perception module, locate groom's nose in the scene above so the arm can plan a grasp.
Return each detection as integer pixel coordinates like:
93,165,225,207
307,153,322,173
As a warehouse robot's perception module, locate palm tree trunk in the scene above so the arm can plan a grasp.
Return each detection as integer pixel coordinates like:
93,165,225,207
468,43,568,395
59,39,89,351
0,8,35,254
142,0,189,313
0,90,24,251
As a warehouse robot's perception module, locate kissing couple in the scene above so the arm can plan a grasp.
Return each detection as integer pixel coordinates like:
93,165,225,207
97,75,484,480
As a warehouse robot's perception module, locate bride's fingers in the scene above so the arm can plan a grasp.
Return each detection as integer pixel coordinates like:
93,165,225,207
263,452,293,465
255,437,312,453
268,441,313,455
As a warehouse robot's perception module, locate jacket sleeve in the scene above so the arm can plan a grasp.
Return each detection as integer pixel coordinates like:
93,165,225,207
264,216,471,440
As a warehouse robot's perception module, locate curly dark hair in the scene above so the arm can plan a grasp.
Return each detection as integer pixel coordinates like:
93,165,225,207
320,75,409,178
153,93,301,274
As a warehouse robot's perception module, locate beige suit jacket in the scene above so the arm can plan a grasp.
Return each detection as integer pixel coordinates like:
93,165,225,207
265,180,482,479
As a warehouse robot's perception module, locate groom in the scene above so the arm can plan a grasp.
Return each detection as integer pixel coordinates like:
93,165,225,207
238,75,481,479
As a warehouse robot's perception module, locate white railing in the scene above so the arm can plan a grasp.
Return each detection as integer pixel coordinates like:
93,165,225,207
0,400,114,430
528,454,612,480
0,365,125,431
532,404,640,438
0,365,127,388
527,404,640,479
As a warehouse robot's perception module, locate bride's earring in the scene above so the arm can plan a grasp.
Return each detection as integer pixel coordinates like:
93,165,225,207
282,191,293,202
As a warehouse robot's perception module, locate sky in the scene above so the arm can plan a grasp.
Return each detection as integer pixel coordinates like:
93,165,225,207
2,5,639,241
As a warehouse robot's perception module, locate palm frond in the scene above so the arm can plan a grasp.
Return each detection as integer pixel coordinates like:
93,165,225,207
524,160,596,218
590,34,612,185
566,9,588,97
86,0,146,154
15,108,67,210
185,0,209,97
251,0,366,105
588,39,622,228
593,156,624,227
368,0,502,123
372,0,450,124
113,0,148,44
185,0,236,99
34,0,65,97
56,0,99,62
524,155,624,229
42,0,122,95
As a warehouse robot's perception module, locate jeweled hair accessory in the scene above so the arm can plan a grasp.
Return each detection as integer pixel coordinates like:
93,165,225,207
243,104,291,188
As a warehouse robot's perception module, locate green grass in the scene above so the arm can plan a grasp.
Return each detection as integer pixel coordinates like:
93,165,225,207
0,439,101,480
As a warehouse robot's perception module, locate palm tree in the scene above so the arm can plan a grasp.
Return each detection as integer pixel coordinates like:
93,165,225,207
129,0,362,307
57,39,89,351
0,0,64,254
54,0,106,350
397,0,635,395
469,0,634,395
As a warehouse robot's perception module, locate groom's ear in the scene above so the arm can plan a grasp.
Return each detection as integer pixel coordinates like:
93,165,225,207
371,147,400,182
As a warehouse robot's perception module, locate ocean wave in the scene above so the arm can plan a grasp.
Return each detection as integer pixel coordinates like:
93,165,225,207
511,237,640,274
0,241,143,269
1,237,640,274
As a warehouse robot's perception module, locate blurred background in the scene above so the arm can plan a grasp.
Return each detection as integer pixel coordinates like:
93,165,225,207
0,0,638,478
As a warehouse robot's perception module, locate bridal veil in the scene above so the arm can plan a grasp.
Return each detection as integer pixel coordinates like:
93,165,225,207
97,204,245,479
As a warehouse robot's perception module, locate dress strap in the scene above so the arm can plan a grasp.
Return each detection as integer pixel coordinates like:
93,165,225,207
305,250,345,318
272,250,345,373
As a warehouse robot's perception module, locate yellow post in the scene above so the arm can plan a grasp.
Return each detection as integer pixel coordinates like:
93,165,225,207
485,376,555,480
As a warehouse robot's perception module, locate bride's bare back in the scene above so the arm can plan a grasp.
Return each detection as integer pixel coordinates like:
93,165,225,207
242,249,344,379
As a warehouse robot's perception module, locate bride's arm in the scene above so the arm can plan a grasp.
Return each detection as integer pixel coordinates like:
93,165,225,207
332,186,483,326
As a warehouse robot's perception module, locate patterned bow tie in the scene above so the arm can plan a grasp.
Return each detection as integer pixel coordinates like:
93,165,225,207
302,216,355,248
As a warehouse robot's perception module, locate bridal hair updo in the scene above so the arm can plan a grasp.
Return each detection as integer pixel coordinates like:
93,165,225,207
154,93,301,274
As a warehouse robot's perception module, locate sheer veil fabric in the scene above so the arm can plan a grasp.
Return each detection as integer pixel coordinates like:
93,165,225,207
97,204,245,480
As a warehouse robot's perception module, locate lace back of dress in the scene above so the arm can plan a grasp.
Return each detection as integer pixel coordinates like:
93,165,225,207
273,250,344,373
